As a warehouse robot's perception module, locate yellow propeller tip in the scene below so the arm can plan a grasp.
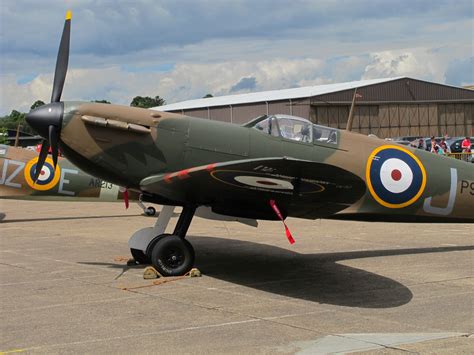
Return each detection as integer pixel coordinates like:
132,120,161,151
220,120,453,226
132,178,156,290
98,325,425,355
66,10,72,20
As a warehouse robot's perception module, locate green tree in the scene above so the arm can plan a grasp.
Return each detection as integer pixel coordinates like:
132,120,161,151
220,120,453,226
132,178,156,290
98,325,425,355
9,110,26,122
30,100,45,110
0,100,44,136
0,127,7,144
1,110,33,135
203,94,213,98
130,95,166,108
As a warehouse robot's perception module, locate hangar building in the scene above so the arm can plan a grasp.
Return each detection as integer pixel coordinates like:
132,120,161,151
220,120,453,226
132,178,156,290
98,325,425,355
156,77,474,138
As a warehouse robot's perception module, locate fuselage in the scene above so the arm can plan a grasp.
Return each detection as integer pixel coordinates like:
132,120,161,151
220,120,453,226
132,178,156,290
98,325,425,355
0,144,137,202
57,102,473,222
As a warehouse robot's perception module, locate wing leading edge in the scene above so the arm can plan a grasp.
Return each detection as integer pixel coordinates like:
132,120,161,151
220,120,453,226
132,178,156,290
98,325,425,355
140,157,366,220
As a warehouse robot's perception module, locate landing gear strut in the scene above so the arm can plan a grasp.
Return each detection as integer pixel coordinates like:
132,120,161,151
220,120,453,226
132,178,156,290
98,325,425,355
128,205,197,276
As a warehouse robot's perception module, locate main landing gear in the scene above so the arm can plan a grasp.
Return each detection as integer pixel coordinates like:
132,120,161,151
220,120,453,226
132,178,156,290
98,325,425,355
128,205,197,276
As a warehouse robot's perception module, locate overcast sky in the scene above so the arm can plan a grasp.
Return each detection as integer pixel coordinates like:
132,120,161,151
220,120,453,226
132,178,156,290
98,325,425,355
0,0,473,115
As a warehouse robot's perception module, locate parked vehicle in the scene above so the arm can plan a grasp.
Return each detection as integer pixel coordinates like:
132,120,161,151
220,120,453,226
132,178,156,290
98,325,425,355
447,137,474,153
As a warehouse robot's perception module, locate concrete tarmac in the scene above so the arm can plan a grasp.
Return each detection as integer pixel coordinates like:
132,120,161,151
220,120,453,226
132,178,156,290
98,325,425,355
0,200,473,354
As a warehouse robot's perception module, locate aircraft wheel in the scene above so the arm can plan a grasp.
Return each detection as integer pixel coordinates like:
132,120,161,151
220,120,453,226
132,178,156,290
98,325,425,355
145,206,156,216
150,235,195,276
130,248,150,265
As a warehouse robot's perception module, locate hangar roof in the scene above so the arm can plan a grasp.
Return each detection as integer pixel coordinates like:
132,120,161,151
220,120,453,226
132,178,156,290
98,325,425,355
153,77,403,111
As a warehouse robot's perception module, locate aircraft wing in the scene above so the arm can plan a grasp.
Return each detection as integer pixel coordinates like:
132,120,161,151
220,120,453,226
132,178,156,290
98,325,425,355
140,157,366,220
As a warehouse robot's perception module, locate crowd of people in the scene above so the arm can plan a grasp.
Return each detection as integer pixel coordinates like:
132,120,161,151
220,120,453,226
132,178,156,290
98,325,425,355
429,136,450,155
411,135,472,158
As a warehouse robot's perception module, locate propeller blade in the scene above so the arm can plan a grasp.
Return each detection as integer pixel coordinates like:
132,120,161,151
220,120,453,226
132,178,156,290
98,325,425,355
51,10,72,103
33,141,50,182
49,125,59,168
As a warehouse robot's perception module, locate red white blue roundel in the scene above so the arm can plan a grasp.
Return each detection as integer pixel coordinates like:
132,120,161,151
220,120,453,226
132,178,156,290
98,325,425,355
24,157,61,191
210,170,324,193
366,145,426,208
234,176,293,190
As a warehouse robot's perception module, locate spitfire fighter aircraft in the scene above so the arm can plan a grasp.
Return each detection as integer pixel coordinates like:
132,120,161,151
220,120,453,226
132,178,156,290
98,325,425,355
0,144,159,215
25,12,473,276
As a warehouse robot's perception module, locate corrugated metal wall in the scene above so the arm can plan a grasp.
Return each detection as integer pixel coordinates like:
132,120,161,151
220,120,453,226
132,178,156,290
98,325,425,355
183,108,208,119
233,103,267,124
209,106,229,122
170,78,474,138
315,78,474,103
311,103,473,138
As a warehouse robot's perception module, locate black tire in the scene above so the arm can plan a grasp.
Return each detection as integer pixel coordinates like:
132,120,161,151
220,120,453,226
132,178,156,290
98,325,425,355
150,235,195,276
130,248,150,265
145,206,156,216
146,233,170,258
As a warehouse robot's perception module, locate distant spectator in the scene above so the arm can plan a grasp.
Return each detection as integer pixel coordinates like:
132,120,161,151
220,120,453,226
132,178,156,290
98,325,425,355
430,136,437,153
432,144,444,155
439,138,450,154
461,137,471,153
416,138,425,150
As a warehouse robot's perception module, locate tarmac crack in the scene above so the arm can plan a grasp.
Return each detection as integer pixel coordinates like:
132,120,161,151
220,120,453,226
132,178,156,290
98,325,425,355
331,334,414,353
0,295,143,314
0,262,31,271
126,286,330,336
406,276,473,288
0,318,263,353
1,250,144,279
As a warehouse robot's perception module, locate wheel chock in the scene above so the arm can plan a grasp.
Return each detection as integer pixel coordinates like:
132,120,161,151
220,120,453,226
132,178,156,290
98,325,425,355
188,268,202,277
142,267,202,279
143,266,160,279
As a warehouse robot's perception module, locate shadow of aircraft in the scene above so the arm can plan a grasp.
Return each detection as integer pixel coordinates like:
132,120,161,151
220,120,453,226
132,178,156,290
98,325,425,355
79,235,474,309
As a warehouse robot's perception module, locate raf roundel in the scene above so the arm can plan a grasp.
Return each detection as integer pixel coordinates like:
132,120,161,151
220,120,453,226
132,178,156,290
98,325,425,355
366,145,426,208
24,157,61,191
210,170,325,194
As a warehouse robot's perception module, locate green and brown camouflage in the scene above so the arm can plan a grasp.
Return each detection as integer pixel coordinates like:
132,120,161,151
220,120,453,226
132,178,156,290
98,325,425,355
0,144,139,202
41,101,472,223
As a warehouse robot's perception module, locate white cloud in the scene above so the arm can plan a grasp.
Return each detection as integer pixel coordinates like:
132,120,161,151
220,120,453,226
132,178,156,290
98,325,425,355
0,74,52,114
2,1,473,115
3,46,471,116
363,52,428,79
361,47,470,83
0,58,327,114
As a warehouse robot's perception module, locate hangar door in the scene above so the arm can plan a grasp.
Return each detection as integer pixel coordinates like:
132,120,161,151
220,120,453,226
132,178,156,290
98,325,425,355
310,103,473,138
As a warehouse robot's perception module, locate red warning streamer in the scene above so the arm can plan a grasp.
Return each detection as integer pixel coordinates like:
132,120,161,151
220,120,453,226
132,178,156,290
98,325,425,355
269,199,295,244
119,187,129,209
124,189,129,209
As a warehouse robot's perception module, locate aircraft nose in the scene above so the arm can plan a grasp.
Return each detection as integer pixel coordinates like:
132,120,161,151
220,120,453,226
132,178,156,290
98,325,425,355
25,102,64,139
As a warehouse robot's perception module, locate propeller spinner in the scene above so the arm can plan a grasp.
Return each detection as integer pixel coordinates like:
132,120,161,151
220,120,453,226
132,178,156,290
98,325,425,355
26,10,71,181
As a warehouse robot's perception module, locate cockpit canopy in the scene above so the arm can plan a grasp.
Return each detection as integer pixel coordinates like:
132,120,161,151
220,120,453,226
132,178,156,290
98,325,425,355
246,114,338,145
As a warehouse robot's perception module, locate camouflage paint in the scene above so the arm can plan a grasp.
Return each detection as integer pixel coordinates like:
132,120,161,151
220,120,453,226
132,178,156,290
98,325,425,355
54,101,473,222
0,145,138,202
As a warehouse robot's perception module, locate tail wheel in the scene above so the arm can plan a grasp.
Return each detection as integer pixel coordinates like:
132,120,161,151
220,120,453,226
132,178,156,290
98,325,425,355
150,235,195,276
145,206,156,216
